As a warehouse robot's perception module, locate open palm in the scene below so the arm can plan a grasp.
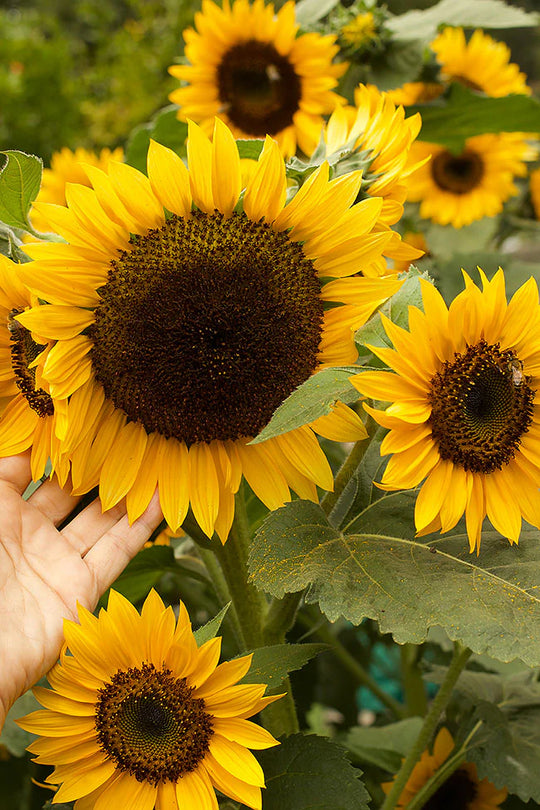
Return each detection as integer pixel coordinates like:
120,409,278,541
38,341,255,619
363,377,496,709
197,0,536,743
0,453,162,728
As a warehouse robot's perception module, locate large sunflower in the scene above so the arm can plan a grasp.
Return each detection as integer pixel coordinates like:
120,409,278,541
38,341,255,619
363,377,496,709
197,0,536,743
321,84,426,271
431,27,531,97
168,0,346,157
0,254,68,483
29,147,124,236
406,133,531,228
18,589,280,810
18,119,402,541
351,270,540,552
382,727,507,809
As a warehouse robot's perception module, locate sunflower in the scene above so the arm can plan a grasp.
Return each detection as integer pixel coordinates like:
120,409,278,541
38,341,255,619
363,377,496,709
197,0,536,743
29,147,124,236
17,119,402,541
431,27,531,97
351,269,540,552
339,12,377,51
17,589,281,809
529,166,540,220
406,133,532,228
0,254,68,483
321,84,426,271
382,727,507,809
168,0,346,157
392,231,428,274
386,82,444,107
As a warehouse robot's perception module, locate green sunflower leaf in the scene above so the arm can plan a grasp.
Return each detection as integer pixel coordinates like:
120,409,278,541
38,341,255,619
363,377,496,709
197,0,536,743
408,85,540,153
429,667,540,802
240,643,328,690
248,497,540,667
249,367,360,444
387,0,538,42
236,139,265,161
0,151,42,232
100,544,179,605
125,106,188,174
194,603,231,646
295,0,342,28
355,267,427,355
345,717,424,772
255,733,370,810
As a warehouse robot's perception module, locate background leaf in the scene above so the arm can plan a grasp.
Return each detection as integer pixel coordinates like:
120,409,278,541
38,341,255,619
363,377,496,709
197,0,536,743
100,545,180,604
345,717,423,772
0,151,42,232
294,0,341,27
256,733,370,810
0,689,40,756
249,498,540,666
240,643,328,690
387,0,538,42
408,85,540,153
125,106,188,173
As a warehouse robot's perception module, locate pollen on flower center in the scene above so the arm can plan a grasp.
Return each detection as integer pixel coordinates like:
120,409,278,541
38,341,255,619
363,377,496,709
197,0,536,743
423,767,477,809
431,149,484,194
217,40,302,136
9,308,54,417
428,339,535,473
90,210,323,445
95,663,213,785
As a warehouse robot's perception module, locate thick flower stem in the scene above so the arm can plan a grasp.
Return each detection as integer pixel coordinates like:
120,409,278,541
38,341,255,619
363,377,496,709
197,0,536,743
400,644,428,717
198,547,245,650
380,643,472,810
214,489,267,652
264,591,304,646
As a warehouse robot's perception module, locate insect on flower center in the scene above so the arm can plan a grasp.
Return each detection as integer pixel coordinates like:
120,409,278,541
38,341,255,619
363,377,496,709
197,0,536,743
428,339,535,474
90,211,324,445
423,767,477,809
431,149,484,194
217,40,302,136
95,663,213,785
8,308,53,417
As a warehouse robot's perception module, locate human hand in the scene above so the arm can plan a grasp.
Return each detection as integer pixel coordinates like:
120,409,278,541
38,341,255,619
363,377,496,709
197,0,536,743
0,453,163,730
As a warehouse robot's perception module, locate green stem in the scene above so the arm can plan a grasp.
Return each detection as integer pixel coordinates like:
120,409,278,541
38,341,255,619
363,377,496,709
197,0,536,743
400,644,428,718
298,611,406,720
198,547,244,650
264,591,304,645
380,643,472,810
214,487,267,651
406,721,483,810
320,412,376,517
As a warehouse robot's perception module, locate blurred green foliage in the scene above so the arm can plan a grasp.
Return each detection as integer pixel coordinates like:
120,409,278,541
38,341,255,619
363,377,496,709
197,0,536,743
0,0,199,163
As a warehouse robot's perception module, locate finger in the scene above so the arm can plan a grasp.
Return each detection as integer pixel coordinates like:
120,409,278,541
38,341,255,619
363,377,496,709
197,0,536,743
61,498,127,555
26,476,82,527
0,451,33,494
83,489,163,595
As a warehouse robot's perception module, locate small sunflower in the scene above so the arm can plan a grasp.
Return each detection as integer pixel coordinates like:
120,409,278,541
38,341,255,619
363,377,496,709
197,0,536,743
351,270,540,552
382,727,507,809
406,133,531,228
29,147,124,235
18,589,280,809
386,82,444,106
0,254,68,483
431,27,531,97
18,119,402,541
529,166,540,220
168,0,346,157
321,84,426,271
339,11,377,51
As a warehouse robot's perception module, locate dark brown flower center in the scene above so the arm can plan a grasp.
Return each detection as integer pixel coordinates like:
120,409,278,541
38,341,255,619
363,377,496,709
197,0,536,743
9,308,54,417
217,40,302,136
423,767,477,809
428,339,534,474
431,149,484,194
95,663,213,785
90,211,323,445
